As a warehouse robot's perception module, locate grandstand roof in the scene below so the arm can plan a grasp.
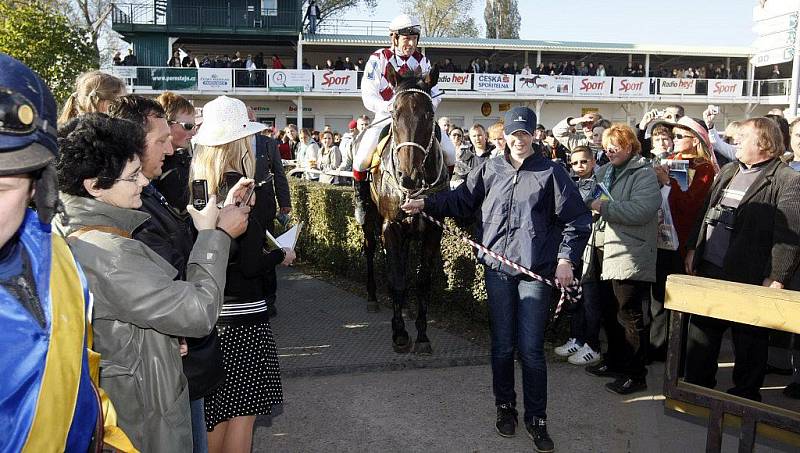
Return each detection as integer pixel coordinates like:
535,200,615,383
302,34,752,58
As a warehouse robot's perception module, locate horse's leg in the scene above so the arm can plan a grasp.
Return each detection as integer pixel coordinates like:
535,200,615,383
383,222,411,353
362,211,379,313
412,225,441,355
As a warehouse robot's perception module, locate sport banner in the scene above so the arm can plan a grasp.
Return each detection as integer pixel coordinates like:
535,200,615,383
708,79,744,97
659,78,697,95
573,76,613,96
267,69,313,92
151,68,197,90
313,70,358,92
438,73,473,90
515,75,572,95
198,68,233,91
613,77,650,96
474,73,514,92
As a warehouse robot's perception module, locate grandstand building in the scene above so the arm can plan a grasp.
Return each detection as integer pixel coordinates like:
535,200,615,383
112,1,785,132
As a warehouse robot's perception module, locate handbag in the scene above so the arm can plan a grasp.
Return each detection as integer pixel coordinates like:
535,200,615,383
657,186,679,251
182,327,226,400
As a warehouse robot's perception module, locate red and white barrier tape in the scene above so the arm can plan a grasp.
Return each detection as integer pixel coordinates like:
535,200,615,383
418,211,581,316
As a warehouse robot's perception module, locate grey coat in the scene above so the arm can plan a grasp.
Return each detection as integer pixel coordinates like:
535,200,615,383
54,194,231,453
592,156,661,282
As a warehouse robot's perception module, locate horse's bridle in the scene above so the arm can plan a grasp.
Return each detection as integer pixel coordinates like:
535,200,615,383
388,87,445,200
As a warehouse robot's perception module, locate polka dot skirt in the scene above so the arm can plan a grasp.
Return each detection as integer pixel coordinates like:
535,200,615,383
204,322,283,430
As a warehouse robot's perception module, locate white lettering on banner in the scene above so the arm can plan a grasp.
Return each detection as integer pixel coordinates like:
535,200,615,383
313,70,357,92
267,69,313,92
574,77,612,96
659,78,697,95
708,79,743,97
475,74,514,92
198,68,233,91
613,77,650,96
438,73,472,90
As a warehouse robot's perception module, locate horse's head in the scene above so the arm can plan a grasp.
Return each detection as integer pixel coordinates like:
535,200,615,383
385,64,440,192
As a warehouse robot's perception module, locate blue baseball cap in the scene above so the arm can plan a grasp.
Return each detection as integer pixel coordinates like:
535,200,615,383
504,107,536,136
0,53,58,176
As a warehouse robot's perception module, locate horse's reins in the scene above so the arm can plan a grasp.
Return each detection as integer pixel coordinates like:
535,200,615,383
415,211,582,318
388,87,446,200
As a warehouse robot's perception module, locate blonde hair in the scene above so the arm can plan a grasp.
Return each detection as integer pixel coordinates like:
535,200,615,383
487,122,505,140
189,137,255,197
58,71,127,126
156,91,194,121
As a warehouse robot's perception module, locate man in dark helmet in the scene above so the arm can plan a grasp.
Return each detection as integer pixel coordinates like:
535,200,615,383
0,54,133,452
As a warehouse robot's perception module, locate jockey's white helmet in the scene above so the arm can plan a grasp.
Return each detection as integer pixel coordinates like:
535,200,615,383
388,14,421,36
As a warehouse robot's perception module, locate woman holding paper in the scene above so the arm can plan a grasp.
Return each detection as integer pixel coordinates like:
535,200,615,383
190,96,295,453
646,116,716,360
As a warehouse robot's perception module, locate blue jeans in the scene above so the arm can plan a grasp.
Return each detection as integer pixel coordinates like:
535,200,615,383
191,397,208,453
485,269,551,422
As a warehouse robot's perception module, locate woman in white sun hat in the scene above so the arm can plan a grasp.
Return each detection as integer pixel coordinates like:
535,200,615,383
192,95,296,453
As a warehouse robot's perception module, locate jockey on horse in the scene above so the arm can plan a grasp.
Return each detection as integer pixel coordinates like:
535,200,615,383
352,13,456,224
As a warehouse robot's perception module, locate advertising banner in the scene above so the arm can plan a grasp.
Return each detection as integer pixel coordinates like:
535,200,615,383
708,79,744,97
515,75,572,95
267,69,313,92
198,68,233,91
151,68,197,90
111,66,137,79
438,73,473,90
474,73,514,92
573,76,613,96
659,78,697,95
613,77,650,96
313,70,358,92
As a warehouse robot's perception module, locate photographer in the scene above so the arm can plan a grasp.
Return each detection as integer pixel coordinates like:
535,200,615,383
684,117,800,401
637,105,684,157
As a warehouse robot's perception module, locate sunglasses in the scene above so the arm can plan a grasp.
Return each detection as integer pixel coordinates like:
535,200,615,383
673,133,694,140
570,159,589,166
169,120,196,131
0,89,55,137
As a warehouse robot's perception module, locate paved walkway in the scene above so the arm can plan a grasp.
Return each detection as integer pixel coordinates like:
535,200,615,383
254,268,794,452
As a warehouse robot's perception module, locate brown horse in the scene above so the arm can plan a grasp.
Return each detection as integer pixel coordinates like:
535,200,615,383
362,65,448,354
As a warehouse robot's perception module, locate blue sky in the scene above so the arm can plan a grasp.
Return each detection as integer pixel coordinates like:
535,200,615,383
347,0,757,47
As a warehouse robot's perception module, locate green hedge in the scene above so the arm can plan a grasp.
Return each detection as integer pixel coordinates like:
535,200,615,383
288,179,488,320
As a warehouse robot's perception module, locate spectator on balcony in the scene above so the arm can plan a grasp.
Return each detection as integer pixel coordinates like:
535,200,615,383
468,58,481,73
301,58,312,70
271,54,285,69
483,58,491,73
113,51,122,66
344,56,356,71
442,58,456,72
576,62,588,76
334,57,345,70
771,65,782,79
182,51,195,68
356,57,365,71
596,63,606,77
230,52,245,69
534,63,545,74
520,63,532,76
122,49,137,66
200,54,213,68
324,58,334,70
733,64,746,79
304,0,320,34
588,62,596,76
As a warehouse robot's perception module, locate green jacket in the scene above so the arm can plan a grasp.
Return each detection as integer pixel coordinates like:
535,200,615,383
592,156,661,282
54,194,231,453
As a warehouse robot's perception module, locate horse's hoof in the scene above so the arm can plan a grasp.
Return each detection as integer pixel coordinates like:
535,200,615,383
392,334,412,353
366,301,380,313
413,341,432,355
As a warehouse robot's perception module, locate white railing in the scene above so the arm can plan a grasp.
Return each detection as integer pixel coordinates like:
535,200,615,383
107,66,786,101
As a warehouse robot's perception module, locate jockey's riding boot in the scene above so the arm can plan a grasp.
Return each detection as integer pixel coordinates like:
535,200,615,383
353,170,371,225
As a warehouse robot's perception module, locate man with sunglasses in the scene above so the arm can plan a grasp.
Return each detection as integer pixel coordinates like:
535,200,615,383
155,92,198,218
0,54,135,452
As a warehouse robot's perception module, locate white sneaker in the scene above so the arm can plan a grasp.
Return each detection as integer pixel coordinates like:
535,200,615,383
554,338,581,357
568,344,602,365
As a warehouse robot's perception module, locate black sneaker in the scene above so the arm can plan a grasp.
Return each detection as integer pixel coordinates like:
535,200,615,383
585,361,625,378
525,418,554,452
784,382,800,399
605,377,647,395
495,404,517,437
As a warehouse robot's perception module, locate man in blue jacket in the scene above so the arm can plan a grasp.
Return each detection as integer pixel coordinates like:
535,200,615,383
402,107,591,453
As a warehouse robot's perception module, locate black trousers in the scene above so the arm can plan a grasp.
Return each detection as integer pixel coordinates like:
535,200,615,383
649,249,682,351
600,278,650,380
683,261,769,401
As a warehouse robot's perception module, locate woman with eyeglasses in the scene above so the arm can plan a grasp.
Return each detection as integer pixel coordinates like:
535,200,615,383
583,124,661,395
55,113,251,453
190,96,295,453
646,117,717,361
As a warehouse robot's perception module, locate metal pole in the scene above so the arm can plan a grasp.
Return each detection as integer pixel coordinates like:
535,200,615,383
297,96,303,130
790,16,800,116
297,33,303,70
645,53,650,77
